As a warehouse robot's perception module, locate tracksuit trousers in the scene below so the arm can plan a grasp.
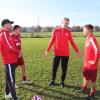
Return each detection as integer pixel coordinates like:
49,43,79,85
52,56,69,82
4,63,17,100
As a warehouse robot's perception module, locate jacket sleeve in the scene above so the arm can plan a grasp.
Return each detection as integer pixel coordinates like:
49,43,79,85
68,32,79,53
90,37,99,62
47,29,56,52
99,49,100,58
2,32,20,54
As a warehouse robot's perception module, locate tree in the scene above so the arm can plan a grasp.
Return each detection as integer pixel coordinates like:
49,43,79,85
72,26,81,32
22,27,27,32
94,26,100,32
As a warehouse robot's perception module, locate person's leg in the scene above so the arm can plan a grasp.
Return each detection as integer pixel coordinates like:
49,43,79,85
17,57,28,82
6,64,18,100
76,78,90,94
4,65,10,95
89,70,97,97
49,56,60,86
82,77,89,91
82,68,92,92
5,80,10,95
85,71,97,100
20,65,26,81
61,56,69,82
89,82,96,96
52,56,61,81
16,58,32,84
85,82,96,100
20,63,32,84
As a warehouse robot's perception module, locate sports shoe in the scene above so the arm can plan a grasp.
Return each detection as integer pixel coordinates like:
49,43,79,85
22,80,33,84
85,95,95,100
76,89,85,93
5,93,12,99
61,82,65,88
15,84,19,89
48,81,55,86
32,95,42,100
75,89,89,96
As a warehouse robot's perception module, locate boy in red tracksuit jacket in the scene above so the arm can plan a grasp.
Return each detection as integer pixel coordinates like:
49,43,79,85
77,24,99,100
45,18,80,87
0,19,20,100
10,25,32,85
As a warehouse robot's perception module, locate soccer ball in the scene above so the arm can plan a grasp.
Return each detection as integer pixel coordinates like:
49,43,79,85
32,96,42,100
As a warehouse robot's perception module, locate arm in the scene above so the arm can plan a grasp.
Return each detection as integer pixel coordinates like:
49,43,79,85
69,32,80,54
89,37,99,64
2,32,20,54
99,49,100,58
46,30,56,52
45,30,56,59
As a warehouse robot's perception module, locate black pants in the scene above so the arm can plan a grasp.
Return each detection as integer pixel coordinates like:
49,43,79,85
4,63,17,100
52,56,69,82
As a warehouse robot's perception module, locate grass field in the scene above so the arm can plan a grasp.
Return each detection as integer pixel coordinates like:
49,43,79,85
21,32,100,38
0,33,100,100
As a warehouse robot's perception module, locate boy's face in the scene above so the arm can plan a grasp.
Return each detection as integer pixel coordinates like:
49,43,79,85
15,28,21,35
62,19,69,28
83,27,90,36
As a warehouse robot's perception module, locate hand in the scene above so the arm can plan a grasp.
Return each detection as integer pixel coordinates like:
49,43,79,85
44,51,49,60
77,51,81,58
16,43,20,46
18,51,22,58
88,60,95,64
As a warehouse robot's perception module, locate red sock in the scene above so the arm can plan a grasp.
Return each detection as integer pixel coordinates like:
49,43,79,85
82,85,87,92
89,90,96,96
22,76,26,81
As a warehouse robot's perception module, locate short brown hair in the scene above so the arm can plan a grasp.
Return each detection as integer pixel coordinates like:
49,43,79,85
13,25,21,31
84,24,93,31
63,18,70,21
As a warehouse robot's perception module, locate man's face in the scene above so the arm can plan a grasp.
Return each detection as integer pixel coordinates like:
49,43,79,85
6,23,12,31
62,19,69,28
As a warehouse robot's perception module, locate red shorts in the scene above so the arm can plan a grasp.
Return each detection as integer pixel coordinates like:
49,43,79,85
16,57,25,67
83,68,97,82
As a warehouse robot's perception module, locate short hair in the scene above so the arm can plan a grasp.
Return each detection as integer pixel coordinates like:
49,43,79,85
84,24,93,31
63,18,70,21
13,25,21,31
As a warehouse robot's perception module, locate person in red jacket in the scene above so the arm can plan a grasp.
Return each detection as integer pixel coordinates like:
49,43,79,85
10,25,32,86
0,19,20,100
45,18,80,87
77,24,99,100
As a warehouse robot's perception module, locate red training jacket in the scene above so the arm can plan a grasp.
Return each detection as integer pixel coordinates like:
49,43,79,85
83,34,99,70
47,27,79,56
0,29,20,64
10,34,21,50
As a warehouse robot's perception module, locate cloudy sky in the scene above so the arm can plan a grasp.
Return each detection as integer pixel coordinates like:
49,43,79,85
0,0,100,27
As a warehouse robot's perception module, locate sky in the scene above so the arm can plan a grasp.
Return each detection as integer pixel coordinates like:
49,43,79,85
0,0,100,27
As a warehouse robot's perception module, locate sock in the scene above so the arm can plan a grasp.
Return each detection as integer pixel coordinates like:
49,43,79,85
89,89,96,96
22,76,26,81
89,91,96,96
82,85,87,92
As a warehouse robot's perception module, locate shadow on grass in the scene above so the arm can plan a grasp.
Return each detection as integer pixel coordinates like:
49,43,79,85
19,83,85,100
95,90,100,99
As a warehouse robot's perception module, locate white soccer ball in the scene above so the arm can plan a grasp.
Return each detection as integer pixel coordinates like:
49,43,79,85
32,96,42,100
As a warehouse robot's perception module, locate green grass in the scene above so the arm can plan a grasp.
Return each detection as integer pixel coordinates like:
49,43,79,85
21,32,100,38
0,36,100,100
